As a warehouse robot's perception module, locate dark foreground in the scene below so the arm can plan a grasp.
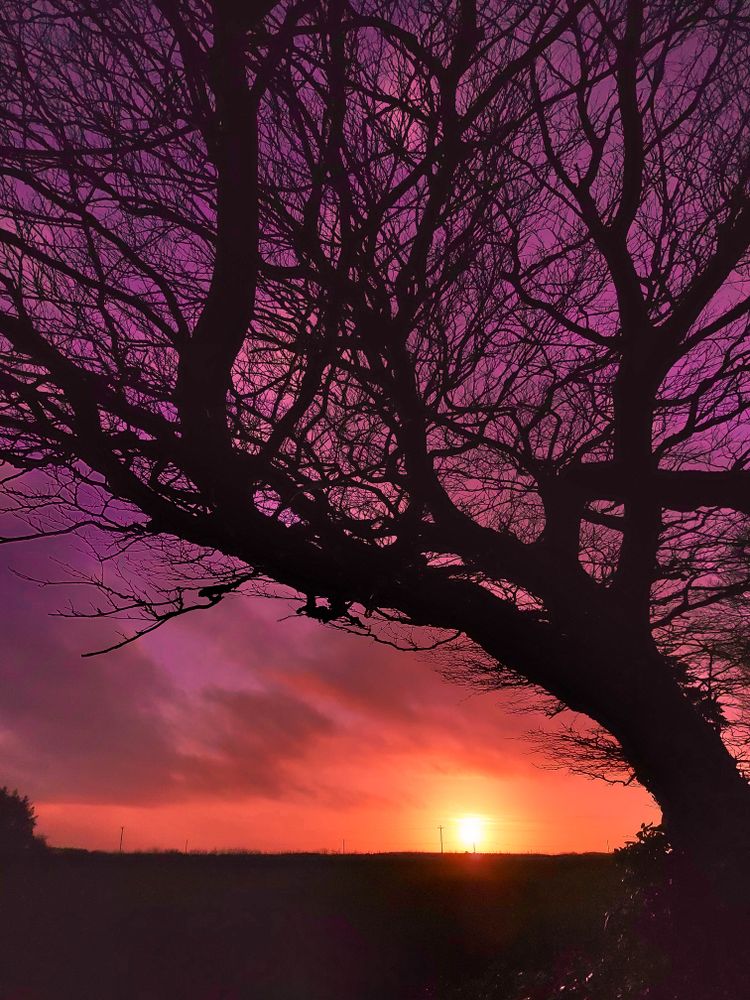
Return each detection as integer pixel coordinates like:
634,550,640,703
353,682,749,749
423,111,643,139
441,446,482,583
0,851,619,1000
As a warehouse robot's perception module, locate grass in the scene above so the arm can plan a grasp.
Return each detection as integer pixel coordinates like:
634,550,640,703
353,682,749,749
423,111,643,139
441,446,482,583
0,850,621,1000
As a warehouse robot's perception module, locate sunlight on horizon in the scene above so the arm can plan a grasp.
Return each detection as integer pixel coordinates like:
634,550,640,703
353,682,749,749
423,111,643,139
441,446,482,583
457,815,485,852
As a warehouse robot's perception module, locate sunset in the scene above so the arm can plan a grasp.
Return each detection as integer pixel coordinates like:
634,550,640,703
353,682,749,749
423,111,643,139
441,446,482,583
456,816,484,853
1,1,749,997
2,550,654,856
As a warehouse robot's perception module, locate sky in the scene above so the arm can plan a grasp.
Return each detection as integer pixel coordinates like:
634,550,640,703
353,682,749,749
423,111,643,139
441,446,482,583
0,536,656,855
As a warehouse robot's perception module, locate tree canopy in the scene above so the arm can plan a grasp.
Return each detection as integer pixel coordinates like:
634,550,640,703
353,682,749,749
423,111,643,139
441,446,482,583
2,1,750,853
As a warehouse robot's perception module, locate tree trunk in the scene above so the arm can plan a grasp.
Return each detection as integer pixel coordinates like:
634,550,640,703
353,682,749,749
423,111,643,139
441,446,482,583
574,638,750,996
586,642,750,862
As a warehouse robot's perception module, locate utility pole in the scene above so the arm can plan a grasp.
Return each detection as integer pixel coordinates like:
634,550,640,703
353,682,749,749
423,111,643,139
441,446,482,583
185,839,189,854
342,839,345,855
119,826,124,854
438,826,444,854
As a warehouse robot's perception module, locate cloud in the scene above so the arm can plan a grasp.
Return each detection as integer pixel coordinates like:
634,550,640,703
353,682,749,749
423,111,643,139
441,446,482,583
181,599,534,767
168,686,337,800
0,547,528,812
0,526,653,850
0,552,343,805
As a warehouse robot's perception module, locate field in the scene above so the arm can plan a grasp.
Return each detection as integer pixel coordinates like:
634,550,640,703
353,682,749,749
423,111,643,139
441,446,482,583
0,851,621,1000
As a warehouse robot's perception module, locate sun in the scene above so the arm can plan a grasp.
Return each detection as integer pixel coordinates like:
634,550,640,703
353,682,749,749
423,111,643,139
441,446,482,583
457,815,484,851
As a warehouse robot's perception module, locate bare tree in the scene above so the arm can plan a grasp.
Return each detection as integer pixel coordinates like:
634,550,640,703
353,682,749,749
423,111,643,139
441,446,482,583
2,0,750,899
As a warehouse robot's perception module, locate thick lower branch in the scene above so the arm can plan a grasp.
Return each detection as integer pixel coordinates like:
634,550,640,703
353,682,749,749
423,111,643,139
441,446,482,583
566,463,750,515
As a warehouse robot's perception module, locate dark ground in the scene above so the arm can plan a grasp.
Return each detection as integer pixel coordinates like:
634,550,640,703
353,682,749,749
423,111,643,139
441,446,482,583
0,851,620,1000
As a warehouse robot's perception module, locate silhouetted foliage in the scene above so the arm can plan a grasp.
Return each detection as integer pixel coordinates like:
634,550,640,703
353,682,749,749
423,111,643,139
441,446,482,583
465,824,746,999
0,786,43,855
615,822,670,872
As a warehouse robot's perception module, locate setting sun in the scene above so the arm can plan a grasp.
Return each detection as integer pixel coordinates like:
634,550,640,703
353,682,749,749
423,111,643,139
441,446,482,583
457,815,484,852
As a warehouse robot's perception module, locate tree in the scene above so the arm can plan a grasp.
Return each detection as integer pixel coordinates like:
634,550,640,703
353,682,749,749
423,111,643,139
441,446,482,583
1,0,750,895
0,786,40,854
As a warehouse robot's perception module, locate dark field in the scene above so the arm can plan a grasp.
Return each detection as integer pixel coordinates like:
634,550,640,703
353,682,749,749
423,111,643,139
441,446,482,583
0,851,620,1000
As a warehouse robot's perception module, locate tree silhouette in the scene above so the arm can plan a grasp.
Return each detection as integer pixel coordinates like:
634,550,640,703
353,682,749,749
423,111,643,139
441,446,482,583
1,0,750,897
0,786,40,854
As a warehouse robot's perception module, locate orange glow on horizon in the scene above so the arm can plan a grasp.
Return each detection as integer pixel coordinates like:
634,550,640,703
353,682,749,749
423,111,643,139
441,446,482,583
457,815,484,851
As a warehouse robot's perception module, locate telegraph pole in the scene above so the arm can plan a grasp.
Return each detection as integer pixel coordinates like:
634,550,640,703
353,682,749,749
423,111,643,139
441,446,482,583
119,826,124,853
438,826,444,854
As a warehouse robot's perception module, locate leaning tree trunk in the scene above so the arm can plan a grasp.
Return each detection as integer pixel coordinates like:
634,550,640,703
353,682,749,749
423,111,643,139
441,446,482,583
440,574,750,864
588,642,750,860
574,637,750,997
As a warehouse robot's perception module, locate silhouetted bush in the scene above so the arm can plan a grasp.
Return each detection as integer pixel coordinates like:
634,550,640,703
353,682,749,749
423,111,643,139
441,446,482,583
0,786,45,855
462,824,747,999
